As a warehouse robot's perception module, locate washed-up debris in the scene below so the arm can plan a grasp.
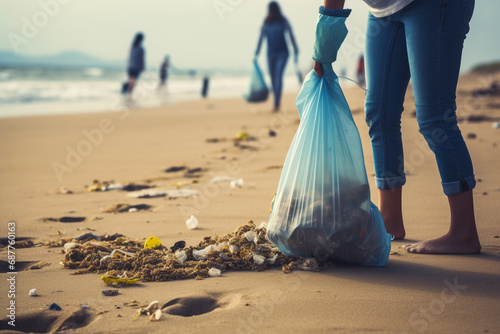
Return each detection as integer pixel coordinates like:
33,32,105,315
144,236,162,249
49,303,62,311
208,268,221,277
170,241,186,252
86,180,116,192
57,187,74,194
133,301,162,321
184,167,205,178
27,262,51,270
210,176,239,184
186,215,199,229
230,178,244,188
101,203,152,213
102,290,119,296
59,221,318,283
28,289,39,296
165,166,187,173
269,130,277,137
127,188,199,199
493,122,500,129
43,217,86,223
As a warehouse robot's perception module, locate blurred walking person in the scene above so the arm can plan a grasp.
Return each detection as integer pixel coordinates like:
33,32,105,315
126,32,145,97
158,55,170,92
255,1,299,112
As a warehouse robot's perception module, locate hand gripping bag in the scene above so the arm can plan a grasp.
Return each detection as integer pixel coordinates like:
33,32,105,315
267,8,391,266
243,60,269,103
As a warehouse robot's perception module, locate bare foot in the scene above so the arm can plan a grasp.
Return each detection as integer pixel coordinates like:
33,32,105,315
379,187,405,239
383,217,406,240
403,232,481,254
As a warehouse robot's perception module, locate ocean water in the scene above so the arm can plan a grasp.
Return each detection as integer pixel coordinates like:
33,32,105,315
0,66,305,119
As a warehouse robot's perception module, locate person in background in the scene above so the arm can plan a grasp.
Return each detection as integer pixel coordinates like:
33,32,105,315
127,32,145,96
255,1,299,112
158,55,170,92
356,54,365,87
314,0,480,254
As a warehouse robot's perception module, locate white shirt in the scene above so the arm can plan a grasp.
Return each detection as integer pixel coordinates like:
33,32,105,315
363,0,416,17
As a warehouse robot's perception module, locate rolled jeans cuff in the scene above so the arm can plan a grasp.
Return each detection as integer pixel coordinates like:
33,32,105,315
375,175,406,190
442,175,476,196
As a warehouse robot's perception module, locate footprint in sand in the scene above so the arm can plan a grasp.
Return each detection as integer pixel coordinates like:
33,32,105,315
162,296,219,317
160,294,243,317
0,308,92,333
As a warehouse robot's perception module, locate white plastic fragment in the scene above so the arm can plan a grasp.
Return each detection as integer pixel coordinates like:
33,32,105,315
128,208,138,212
208,268,221,277
150,309,162,321
258,221,267,229
230,178,244,188
253,254,266,265
229,244,238,254
63,242,78,253
28,289,38,296
267,253,279,265
244,231,259,244
493,122,500,129
192,245,216,260
210,176,238,183
175,250,187,264
186,215,199,229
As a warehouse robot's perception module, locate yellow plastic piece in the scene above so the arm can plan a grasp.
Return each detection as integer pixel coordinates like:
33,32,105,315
100,275,139,286
144,236,162,249
236,132,249,140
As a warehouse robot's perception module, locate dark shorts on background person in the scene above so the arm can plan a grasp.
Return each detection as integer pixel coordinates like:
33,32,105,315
127,68,141,79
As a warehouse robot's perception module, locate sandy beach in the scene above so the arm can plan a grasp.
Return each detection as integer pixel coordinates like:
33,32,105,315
1,71,500,334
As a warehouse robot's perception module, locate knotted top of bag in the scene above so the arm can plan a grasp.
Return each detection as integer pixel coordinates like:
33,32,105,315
312,7,352,64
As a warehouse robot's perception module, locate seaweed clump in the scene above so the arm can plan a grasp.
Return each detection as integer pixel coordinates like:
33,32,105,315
60,221,305,282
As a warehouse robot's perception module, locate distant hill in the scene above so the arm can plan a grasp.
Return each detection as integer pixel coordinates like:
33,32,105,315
0,49,124,68
470,61,500,74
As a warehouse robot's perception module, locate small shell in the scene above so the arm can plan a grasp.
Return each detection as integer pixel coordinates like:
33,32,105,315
208,268,221,277
253,254,266,265
28,289,38,296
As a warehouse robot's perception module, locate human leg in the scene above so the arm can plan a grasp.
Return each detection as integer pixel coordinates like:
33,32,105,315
268,52,288,111
400,0,479,253
364,13,410,238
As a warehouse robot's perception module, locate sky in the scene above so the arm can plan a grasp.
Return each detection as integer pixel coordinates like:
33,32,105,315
0,0,499,76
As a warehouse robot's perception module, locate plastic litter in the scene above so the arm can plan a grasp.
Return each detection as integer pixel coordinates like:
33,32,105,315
144,236,162,249
493,122,500,129
100,275,139,286
186,215,199,229
28,289,38,296
267,11,391,266
102,289,119,296
208,268,221,277
175,250,187,264
230,178,244,188
170,240,186,252
210,176,239,184
49,303,62,311
243,60,269,102
253,254,265,265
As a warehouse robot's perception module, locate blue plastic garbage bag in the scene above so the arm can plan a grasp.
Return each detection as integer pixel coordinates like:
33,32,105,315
243,60,268,102
267,8,391,266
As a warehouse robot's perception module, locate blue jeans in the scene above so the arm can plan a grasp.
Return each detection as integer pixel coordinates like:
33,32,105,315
268,52,288,108
364,0,476,196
